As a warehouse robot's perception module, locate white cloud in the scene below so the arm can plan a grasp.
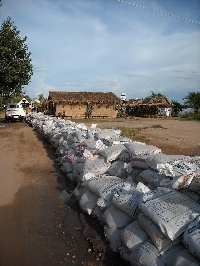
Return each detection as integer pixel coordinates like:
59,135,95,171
1,0,200,102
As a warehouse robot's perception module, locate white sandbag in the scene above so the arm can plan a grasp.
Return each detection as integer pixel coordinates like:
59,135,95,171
138,169,168,188
136,182,151,194
97,144,130,162
160,244,185,264
91,205,104,222
131,156,149,169
88,176,132,202
138,211,182,255
171,160,200,177
67,130,87,143
140,187,200,241
182,215,200,261
101,204,133,229
94,130,120,140
181,190,200,204
172,172,196,190
66,172,77,184
118,246,131,263
76,155,111,183
104,226,123,252
130,168,145,184
189,174,200,195
146,154,199,177
165,248,200,266
72,180,90,199
82,173,98,182
102,136,131,146
129,239,164,266
117,150,132,162
120,220,149,252
146,154,189,171
107,161,130,178
112,189,143,219
79,189,99,215
124,142,161,157
96,197,111,210
60,161,73,173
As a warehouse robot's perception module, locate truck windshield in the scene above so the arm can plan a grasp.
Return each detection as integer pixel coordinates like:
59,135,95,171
9,105,19,108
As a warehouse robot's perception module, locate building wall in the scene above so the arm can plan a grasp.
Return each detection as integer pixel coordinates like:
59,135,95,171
55,103,117,118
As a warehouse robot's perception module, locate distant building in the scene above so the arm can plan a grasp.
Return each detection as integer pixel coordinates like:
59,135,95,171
18,98,30,109
42,91,121,119
120,93,127,101
126,97,173,117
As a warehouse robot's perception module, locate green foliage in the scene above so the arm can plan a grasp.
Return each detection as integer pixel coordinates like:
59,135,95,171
0,17,33,103
149,91,166,98
171,100,184,116
181,112,200,121
10,93,32,103
184,92,200,114
38,93,46,102
151,124,166,129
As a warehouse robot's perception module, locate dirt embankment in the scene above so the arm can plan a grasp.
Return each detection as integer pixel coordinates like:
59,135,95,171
0,114,199,266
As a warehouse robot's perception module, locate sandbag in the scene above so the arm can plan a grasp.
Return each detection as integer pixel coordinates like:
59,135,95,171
104,226,123,252
165,248,200,266
182,215,200,261
180,190,200,204
101,204,133,229
107,161,131,178
129,239,164,266
79,189,99,215
97,144,130,162
140,187,200,240
120,220,149,252
131,156,149,169
124,142,161,157
138,211,182,255
138,169,168,188
75,155,111,182
189,174,200,195
88,176,132,202
145,154,197,177
112,189,143,219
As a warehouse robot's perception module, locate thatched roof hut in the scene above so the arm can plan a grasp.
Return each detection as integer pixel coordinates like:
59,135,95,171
126,97,173,117
47,91,121,118
48,91,120,104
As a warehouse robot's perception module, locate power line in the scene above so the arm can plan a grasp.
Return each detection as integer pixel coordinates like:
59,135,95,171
115,0,200,25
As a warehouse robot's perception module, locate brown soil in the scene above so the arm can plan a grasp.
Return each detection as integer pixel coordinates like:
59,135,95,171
0,114,199,266
82,117,200,157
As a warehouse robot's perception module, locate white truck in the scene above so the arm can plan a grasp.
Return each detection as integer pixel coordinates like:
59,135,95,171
5,103,26,122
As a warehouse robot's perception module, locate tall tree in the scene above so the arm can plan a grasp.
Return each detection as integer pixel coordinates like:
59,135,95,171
171,100,184,117
150,91,165,98
0,17,33,103
184,92,200,114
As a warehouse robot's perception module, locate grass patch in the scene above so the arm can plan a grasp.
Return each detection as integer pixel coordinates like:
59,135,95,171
99,125,150,143
151,124,166,129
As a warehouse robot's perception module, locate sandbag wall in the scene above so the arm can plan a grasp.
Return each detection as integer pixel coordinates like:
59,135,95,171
26,113,200,266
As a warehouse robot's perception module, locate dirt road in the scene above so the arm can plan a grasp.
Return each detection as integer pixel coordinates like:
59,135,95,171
0,116,124,266
0,115,199,266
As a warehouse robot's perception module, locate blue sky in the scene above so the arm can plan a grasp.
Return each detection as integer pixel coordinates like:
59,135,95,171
1,0,200,102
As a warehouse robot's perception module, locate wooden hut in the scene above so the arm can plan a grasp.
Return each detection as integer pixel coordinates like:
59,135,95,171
46,91,121,119
126,97,173,117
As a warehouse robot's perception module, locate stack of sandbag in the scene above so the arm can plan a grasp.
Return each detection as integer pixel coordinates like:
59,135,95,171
25,113,200,266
